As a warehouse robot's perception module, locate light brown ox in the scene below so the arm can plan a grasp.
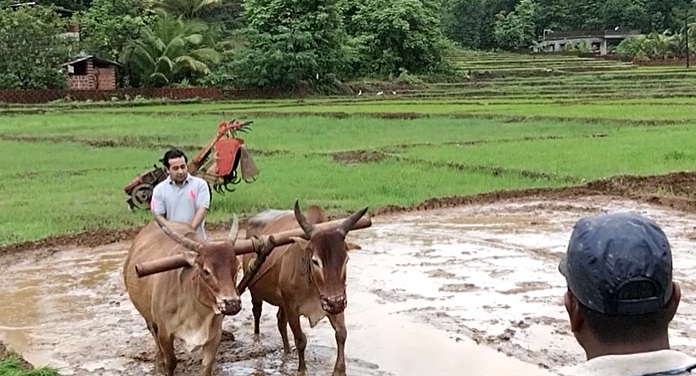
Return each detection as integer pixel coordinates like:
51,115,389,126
123,215,268,376
242,201,368,376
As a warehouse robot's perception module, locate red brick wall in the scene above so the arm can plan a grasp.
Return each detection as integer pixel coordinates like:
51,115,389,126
0,87,224,104
66,60,118,90
0,84,322,104
67,60,94,90
69,75,92,90
96,67,116,90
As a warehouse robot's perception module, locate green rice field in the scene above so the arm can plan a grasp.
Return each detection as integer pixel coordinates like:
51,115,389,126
1,50,695,246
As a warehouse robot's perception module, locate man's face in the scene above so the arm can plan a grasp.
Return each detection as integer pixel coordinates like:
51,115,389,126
167,156,188,183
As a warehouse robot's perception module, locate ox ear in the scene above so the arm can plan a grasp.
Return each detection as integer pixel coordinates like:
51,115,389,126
290,236,309,249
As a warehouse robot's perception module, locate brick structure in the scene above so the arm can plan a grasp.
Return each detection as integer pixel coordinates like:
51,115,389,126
0,87,224,104
62,55,119,90
534,29,641,55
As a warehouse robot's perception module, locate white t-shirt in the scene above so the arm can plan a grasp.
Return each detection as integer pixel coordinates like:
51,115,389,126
558,349,696,376
151,174,210,240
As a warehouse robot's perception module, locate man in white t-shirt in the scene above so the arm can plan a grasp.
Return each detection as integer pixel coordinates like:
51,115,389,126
151,148,210,240
557,212,696,376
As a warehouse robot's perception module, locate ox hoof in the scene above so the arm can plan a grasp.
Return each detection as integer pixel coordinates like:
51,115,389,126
346,242,361,250
294,363,307,375
159,362,177,376
221,329,236,342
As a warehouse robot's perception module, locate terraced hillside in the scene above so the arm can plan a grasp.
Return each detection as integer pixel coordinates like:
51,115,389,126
7,50,691,116
394,51,695,101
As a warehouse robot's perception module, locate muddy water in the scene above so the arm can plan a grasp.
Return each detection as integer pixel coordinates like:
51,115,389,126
348,196,696,371
0,196,695,376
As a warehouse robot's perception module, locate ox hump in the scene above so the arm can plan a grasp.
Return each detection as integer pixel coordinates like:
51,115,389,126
248,209,292,228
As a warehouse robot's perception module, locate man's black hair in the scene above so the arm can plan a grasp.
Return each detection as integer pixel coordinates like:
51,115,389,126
161,148,188,169
577,280,671,344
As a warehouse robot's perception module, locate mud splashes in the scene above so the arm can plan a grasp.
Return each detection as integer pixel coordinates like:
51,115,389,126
1,196,694,375
348,196,696,371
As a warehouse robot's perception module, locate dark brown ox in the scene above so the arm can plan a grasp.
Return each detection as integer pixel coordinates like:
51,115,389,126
123,215,254,376
242,200,368,376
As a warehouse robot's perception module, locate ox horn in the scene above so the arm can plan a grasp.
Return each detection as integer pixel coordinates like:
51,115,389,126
154,215,203,252
294,199,316,237
226,214,239,245
337,206,369,236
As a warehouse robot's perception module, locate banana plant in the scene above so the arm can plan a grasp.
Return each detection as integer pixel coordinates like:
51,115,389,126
155,0,221,19
119,10,221,87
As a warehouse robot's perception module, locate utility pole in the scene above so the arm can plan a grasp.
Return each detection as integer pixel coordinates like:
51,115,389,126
686,16,690,68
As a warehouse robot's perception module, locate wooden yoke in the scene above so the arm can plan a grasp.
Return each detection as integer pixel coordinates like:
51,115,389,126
135,215,373,278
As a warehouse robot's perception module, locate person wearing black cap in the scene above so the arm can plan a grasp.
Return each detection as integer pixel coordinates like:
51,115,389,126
557,212,696,375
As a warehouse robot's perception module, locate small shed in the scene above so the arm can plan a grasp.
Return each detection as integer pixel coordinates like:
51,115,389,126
535,29,641,55
62,55,120,90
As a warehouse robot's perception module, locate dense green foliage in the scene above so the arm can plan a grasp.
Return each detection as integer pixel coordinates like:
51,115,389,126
228,0,353,88
0,0,454,90
0,5,79,89
1,0,695,90
442,0,696,50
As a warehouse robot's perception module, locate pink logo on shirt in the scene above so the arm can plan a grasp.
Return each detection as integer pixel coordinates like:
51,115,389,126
150,198,155,210
188,188,195,201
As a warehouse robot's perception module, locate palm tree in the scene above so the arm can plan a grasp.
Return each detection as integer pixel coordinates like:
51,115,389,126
155,0,221,19
675,21,696,57
615,34,649,59
120,10,220,86
644,30,676,60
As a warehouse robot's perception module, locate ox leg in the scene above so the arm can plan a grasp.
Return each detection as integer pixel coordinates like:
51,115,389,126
156,330,177,376
276,307,290,354
146,321,164,366
252,295,263,335
328,313,347,376
200,317,223,376
286,308,307,373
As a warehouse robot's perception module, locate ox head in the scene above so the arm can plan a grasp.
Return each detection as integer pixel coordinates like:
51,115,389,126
290,200,368,315
154,215,243,316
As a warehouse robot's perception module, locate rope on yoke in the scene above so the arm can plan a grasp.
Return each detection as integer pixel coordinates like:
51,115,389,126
237,235,276,294
250,235,266,255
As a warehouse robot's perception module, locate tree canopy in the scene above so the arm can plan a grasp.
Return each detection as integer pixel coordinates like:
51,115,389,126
0,0,694,90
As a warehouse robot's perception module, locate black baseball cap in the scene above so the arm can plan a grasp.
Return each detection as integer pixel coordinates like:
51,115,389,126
558,212,673,316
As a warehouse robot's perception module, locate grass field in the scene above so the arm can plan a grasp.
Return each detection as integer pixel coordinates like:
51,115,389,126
1,50,694,247
0,357,58,376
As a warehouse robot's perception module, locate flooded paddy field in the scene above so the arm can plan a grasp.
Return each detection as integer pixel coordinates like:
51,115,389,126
1,193,696,376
